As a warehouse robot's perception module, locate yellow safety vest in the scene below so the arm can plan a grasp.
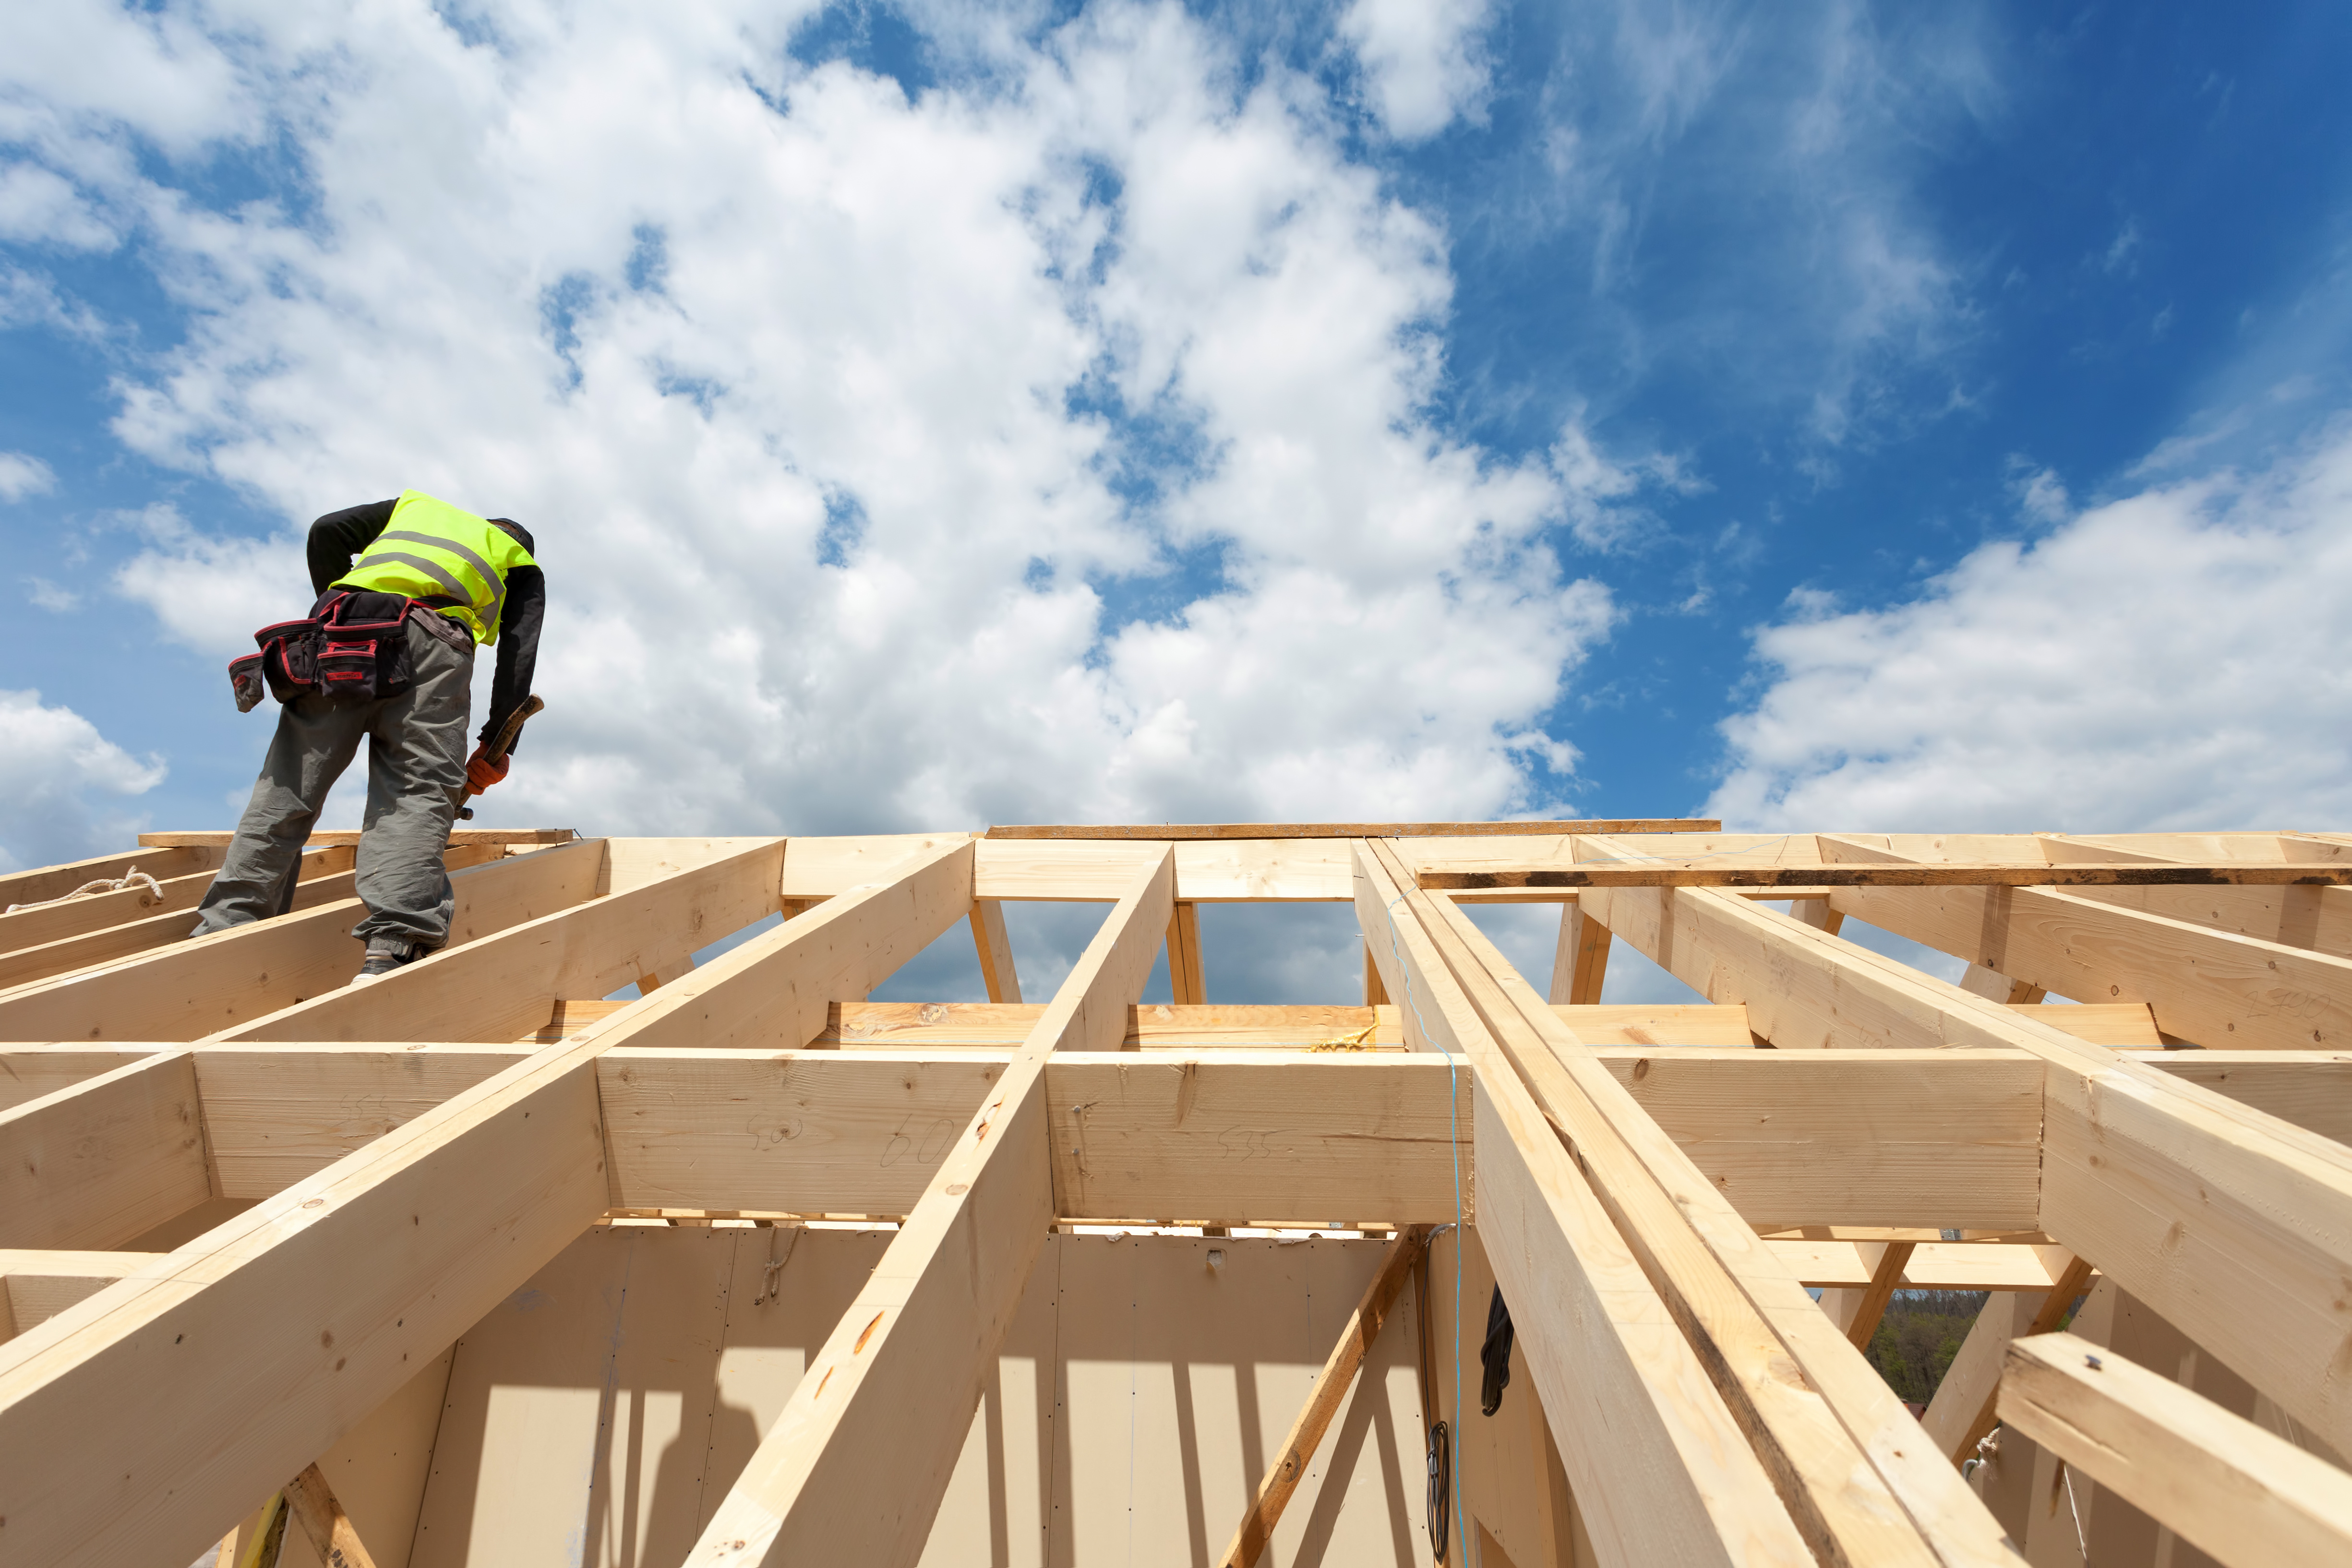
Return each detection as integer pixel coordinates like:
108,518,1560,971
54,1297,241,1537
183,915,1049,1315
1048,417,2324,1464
335,491,536,646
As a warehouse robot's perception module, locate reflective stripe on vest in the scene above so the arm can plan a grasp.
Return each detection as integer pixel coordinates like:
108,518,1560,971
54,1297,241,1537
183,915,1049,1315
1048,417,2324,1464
335,491,536,645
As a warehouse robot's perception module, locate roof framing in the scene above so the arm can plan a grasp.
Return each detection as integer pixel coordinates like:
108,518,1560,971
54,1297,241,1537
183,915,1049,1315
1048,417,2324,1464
0,823,2348,1566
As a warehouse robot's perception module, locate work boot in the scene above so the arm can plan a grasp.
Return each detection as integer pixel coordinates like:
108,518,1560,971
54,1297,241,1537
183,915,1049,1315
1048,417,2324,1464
350,937,421,985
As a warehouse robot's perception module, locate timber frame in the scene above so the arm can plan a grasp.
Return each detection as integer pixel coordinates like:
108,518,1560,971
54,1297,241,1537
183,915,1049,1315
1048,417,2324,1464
3,822,2352,1565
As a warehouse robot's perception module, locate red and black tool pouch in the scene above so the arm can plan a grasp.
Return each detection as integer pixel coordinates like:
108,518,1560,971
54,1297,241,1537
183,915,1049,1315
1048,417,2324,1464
227,589,416,711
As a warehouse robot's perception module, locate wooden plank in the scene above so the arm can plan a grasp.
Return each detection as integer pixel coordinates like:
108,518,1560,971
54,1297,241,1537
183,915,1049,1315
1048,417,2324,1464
2040,830,2352,960
0,842,974,1568
779,833,976,899
1918,1257,2093,1466
1766,1239,2072,1291
137,828,573,848
986,817,1719,839
1167,900,1205,1004
1589,1046,2043,1230
192,1046,525,1199
1817,834,2352,1051
812,1000,1756,1049
218,841,787,1044
1046,1053,1467,1223
0,845,350,955
283,1461,379,1568
686,848,1174,1566
0,1053,211,1250
0,1048,153,1113
1354,843,1817,1568
0,845,224,910
1548,902,1611,1005
1217,1225,1429,1568
1362,942,1387,1004
0,844,502,992
1843,1240,1915,1348
1998,1331,2352,1568
1577,835,2352,1456
0,836,608,1042
0,1252,165,1342
1378,850,2003,1568
1424,862,2352,889
968,899,1022,1003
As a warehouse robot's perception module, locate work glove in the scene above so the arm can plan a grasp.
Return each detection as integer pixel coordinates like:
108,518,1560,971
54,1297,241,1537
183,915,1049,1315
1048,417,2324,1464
465,743,511,797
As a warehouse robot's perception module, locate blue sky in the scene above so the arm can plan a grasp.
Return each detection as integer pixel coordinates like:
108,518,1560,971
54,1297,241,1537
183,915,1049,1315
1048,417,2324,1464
5,0,2352,996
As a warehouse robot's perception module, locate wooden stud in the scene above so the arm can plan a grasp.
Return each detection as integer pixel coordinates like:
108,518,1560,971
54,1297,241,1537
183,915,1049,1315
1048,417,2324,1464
1373,844,2008,1568
282,1461,377,1568
1548,902,1611,1004
1998,1331,2352,1568
1218,1225,1429,1568
1920,1254,2093,1466
1842,1240,1916,1349
968,898,1022,1003
1353,842,1818,1568
684,849,1174,1567
1166,900,1205,1004
0,841,974,1568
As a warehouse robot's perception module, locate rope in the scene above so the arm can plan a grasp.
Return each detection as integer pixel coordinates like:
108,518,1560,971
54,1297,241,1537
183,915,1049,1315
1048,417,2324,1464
6,866,163,916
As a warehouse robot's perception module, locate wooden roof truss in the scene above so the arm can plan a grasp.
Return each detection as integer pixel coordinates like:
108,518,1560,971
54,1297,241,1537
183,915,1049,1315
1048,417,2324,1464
3,822,2352,1565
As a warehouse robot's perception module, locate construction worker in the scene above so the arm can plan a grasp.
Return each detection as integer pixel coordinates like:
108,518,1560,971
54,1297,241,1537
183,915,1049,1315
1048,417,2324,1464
191,491,544,981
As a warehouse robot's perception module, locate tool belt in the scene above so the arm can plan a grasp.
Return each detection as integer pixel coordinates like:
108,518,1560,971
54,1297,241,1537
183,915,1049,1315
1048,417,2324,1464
228,589,419,712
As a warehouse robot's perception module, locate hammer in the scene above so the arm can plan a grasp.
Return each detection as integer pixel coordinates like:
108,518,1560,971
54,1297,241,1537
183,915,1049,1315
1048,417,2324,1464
457,694,544,821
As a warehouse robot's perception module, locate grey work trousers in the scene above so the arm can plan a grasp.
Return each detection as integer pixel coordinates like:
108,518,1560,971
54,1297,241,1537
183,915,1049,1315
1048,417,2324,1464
191,613,475,949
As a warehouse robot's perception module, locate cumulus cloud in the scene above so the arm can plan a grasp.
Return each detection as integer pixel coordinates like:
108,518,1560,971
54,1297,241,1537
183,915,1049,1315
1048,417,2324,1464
1707,418,2352,832
1339,0,1496,140
23,0,1645,840
0,690,168,872
0,451,57,501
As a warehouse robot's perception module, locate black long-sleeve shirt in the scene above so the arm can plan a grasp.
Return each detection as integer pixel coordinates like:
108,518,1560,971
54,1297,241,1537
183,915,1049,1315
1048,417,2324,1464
309,500,546,752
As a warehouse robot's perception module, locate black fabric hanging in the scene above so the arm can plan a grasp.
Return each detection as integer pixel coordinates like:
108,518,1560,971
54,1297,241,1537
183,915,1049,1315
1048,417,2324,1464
1480,1284,1514,1416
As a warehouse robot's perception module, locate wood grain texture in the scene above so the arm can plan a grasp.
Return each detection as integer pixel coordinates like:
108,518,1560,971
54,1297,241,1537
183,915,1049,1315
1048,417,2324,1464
1356,843,1816,1568
0,1053,211,1250
987,818,1718,839
1998,1331,2352,1568
1424,862,2352,889
137,828,573,848
0,836,608,1043
685,848,1174,1568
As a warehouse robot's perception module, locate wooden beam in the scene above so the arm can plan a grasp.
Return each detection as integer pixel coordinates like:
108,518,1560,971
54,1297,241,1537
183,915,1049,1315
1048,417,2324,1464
137,828,573,848
1915,1255,2093,1467
1218,1225,1429,1568
1576,833,2352,1457
986,818,1720,840
1816,834,2352,1050
1548,903,1610,1005
218,841,784,1044
0,837,608,1042
2039,831,2352,959
1423,862,2352,889
0,845,225,911
1354,843,1818,1568
1375,848,2007,1568
0,842,973,1568
283,1461,378,1568
0,845,503,991
0,845,349,955
1842,1240,1916,1348
0,1053,211,1250
685,848,1174,1567
0,1252,165,1342
1166,900,1205,1004
1998,1331,2352,1568
968,899,1022,1002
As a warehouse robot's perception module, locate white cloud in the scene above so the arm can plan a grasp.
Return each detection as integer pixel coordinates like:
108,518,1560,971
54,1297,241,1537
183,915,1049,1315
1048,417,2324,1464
0,163,117,250
0,450,57,501
1707,418,2352,832
29,0,1645,838
112,505,310,660
25,577,78,612
1339,0,1496,141
0,690,168,873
